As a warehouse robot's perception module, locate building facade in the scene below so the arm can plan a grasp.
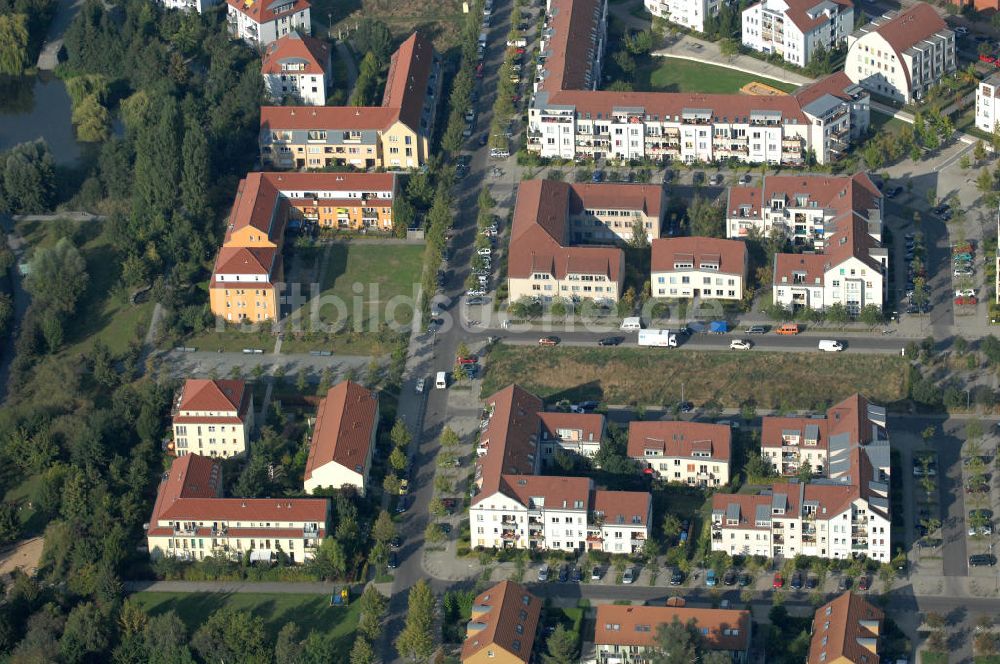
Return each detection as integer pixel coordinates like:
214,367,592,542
627,421,732,486
261,33,440,170
595,604,752,663
160,0,220,12
845,5,955,104
147,454,328,564
461,581,541,664
742,0,854,67
807,592,883,664
226,0,311,47
531,0,870,166
469,385,652,553
976,73,1000,134
507,180,625,305
643,0,719,33
303,381,379,496
171,379,255,458
568,183,665,245
650,236,748,301
538,411,606,462
261,32,332,105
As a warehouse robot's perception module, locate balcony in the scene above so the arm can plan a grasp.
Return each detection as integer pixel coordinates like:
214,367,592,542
501,516,518,526
851,541,868,551
774,535,784,544
631,532,646,540
712,531,722,541
502,531,518,540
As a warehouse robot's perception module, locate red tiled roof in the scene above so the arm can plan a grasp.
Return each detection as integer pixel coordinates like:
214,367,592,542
627,421,732,461
223,174,288,243
381,32,435,132
762,416,831,451
868,4,947,54
808,592,883,664
595,605,751,652
261,171,396,192
177,379,248,414
569,183,664,219
591,489,651,526
774,252,827,287
773,0,853,35
461,581,541,663
472,385,544,505
227,0,311,25
711,493,773,530
500,474,592,510
537,412,605,443
261,32,329,76
828,393,874,445
794,71,865,108
260,105,400,131
650,237,747,276
212,246,278,277
304,381,378,481
508,180,623,282
537,0,605,94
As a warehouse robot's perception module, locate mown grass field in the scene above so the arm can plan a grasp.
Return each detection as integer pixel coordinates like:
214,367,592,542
132,592,360,647
636,57,799,95
481,345,908,409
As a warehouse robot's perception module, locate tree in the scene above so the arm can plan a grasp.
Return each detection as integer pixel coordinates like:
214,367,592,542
543,624,578,664
350,637,376,664
133,97,181,221
274,622,304,664
719,38,740,59
25,237,89,315
180,114,210,220
3,139,56,214
354,18,393,65
662,514,682,540
649,617,699,663
974,140,987,164
393,195,415,238
440,426,460,447
192,609,269,664
0,14,29,76
629,215,649,248
71,95,112,142
351,52,381,106
858,304,883,327
389,446,407,472
977,167,994,195
825,302,849,325
687,195,725,238
395,579,436,662
358,586,388,641
373,509,396,544
391,419,412,448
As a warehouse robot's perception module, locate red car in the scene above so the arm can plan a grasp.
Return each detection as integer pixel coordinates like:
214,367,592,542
456,355,479,365
772,573,784,589
980,54,999,66
858,575,871,591
955,296,978,306
475,63,485,78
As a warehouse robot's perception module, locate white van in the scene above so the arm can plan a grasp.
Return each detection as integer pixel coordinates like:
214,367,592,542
435,371,448,389
490,147,509,159
620,317,642,331
818,339,844,352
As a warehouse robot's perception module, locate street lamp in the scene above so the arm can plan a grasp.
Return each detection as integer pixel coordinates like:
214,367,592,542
966,389,971,411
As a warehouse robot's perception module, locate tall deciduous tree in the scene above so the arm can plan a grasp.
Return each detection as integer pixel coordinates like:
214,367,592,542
0,14,29,77
395,580,436,662
25,237,89,315
543,625,578,664
180,113,210,222
192,609,270,664
2,139,55,214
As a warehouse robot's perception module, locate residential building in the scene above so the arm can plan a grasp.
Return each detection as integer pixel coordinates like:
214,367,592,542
538,411,606,462
741,0,854,67
461,581,541,664
147,454,328,563
171,379,255,458
568,183,665,245
711,446,891,561
808,592,883,664
976,72,1000,134
261,32,332,105
507,180,625,305
260,33,441,170
469,385,652,552
772,214,888,314
951,0,999,11
725,173,883,248
226,0,311,47
643,0,719,33
761,393,889,478
530,0,870,166
160,0,220,13
845,5,955,104
627,421,732,486
209,171,398,321
304,381,379,496
650,236,748,301
595,604,752,663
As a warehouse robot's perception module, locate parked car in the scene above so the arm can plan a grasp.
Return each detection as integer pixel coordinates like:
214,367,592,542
706,570,718,587
790,571,803,590
739,173,752,185
730,339,752,350
776,323,801,335
670,568,684,585
746,325,767,334
598,336,624,346
772,573,784,589
466,296,486,306
591,566,602,581
390,535,402,549
885,186,903,198
970,554,997,567
738,572,752,587
955,296,978,306
723,570,737,586
399,478,409,495
387,552,399,569
456,354,478,365
622,566,636,584
570,566,582,582
558,565,569,582
538,564,549,581
837,576,851,591
805,575,818,590
591,170,604,183
678,401,694,413
538,336,561,346
395,496,409,513
858,575,871,591
415,378,425,394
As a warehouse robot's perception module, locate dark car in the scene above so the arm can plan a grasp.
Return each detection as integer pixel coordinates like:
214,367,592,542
693,171,705,185
885,186,903,198
738,572,752,587
558,565,569,582
592,170,605,183
723,570,737,586
390,535,402,549
440,523,452,534
970,554,997,567
395,496,409,513
710,173,724,186
591,566,602,581
805,575,818,590
538,336,561,346
571,566,582,582
387,552,399,569
837,576,851,591
678,401,694,413
670,568,684,585
478,133,489,147
790,572,803,590
746,325,767,334
598,336,623,346
662,169,675,183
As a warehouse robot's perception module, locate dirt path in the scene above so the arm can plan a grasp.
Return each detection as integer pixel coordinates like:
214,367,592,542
0,537,44,578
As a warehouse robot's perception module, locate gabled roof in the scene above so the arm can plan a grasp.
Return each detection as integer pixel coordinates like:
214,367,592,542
761,0,853,35
650,237,748,276
762,415,830,451
223,173,288,244
227,0,311,25
381,32,435,132
773,252,827,287
177,379,248,413
304,381,379,481
862,4,947,54
212,246,278,277
473,385,544,505
595,605,751,652
508,180,623,282
537,411,605,443
500,474,592,510
627,421,732,461
261,32,329,76
568,183,664,218
808,592,883,664
711,493,773,530
260,105,400,132
461,581,541,663
591,490,651,526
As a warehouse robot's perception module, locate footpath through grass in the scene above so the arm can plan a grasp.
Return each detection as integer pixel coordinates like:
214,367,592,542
482,345,907,409
636,57,799,95
132,592,360,647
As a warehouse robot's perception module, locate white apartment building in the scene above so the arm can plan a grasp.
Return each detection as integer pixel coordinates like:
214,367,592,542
226,0,311,47
303,381,379,496
742,0,854,67
726,172,883,248
845,4,955,104
262,32,331,106
538,411,606,462
628,421,732,486
171,379,255,458
643,0,718,32
531,0,870,166
976,72,1000,134
160,0,220,12
147,454,329,564
470,385,652,553
650,236,748,301
568,183,665,245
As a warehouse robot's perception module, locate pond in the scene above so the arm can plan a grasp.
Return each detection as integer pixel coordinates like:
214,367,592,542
0,73,85,165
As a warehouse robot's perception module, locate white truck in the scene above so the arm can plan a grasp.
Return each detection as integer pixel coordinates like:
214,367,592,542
637,329,677,347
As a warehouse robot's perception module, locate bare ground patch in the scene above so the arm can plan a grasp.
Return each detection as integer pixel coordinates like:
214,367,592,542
0,537,44,579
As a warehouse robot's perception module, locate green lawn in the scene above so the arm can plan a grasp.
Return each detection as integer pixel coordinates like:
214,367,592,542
871,110,909,135
637,57,799,95
2,474,46,536
131,592,360,647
